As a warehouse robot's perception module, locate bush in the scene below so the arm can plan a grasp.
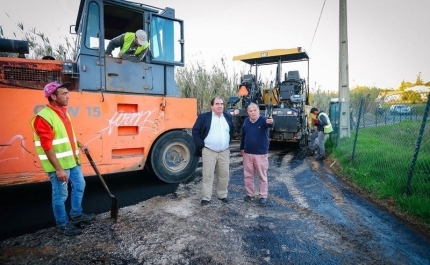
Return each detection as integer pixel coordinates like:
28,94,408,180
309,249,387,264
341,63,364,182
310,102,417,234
176,58,239,113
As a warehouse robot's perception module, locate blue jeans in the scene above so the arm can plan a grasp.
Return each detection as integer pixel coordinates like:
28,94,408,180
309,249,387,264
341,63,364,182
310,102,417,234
48,165,86,227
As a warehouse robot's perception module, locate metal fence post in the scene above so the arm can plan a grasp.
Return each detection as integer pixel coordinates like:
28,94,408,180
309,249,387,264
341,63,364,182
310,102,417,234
351,97,364,162
404,94,430,196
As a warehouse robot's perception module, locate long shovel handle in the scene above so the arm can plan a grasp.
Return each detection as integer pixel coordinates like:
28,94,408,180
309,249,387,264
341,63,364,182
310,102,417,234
84,149,114,198
84,149,118,222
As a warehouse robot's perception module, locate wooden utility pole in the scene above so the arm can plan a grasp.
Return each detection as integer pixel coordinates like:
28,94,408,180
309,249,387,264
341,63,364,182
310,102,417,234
339,0,350,138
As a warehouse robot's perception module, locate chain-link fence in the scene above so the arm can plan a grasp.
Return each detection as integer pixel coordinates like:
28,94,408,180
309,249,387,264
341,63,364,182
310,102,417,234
328,95,430,223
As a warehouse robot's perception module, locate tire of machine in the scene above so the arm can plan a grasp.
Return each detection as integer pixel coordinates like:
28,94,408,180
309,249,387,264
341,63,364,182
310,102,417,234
149,131,199,183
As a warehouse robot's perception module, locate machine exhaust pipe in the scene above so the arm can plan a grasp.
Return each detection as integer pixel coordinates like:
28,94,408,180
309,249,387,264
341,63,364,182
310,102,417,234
0,39,29,58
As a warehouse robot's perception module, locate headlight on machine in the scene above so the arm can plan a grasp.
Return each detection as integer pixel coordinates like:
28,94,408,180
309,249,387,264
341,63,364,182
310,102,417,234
290,94,302,103
286,110,298,116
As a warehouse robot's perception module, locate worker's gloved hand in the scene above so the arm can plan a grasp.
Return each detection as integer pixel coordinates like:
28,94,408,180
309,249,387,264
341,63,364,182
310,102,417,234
313,119,319,125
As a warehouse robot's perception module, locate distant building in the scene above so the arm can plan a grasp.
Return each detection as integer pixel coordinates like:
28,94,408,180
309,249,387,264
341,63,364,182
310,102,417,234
377,91,401,102
377,86,430,102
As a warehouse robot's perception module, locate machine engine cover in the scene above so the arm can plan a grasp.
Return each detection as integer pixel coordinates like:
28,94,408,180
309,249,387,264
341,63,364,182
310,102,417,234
290,94,302,103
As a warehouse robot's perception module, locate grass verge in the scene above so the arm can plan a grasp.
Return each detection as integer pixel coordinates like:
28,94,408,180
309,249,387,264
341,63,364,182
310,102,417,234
327,121,430,230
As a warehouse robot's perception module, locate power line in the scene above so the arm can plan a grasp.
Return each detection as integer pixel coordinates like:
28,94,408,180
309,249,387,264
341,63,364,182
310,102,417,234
308,0,326,53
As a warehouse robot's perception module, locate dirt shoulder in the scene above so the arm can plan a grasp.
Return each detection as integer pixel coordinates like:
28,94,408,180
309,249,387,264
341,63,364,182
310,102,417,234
325,155,430,241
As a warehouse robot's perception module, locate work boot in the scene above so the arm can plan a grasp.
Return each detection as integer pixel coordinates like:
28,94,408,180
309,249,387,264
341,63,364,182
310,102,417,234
218,197,229,203
259,198,268,205
58,222,82,236
243,195,253,202
305,147,315,156
200,200,210,206
316,155,326,160
70,213,96,226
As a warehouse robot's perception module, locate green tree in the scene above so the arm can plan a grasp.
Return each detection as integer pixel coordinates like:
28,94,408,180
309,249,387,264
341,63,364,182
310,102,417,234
415,72,424,86
349,85,381,113
408,91,421,103
350,85,380,102
399,80,413,91
401,91,411,101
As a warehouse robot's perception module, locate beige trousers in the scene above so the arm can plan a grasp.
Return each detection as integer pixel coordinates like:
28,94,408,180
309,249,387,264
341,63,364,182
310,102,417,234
201,147,230,201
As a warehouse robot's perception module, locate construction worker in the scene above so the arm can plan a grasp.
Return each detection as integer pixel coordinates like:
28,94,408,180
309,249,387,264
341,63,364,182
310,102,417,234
105,29,149,61
307,108,318,156
308,107,333,160
31,81,95,236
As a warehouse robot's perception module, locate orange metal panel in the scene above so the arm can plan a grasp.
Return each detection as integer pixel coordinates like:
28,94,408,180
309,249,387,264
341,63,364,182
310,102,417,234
0,87,197,186
118,126,139,135
112,148,144,158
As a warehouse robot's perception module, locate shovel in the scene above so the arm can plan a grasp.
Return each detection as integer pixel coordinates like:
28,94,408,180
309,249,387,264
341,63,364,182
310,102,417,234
84,149,119,222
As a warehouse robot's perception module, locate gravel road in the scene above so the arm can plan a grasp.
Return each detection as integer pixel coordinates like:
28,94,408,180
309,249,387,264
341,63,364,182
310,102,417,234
1,142,429,265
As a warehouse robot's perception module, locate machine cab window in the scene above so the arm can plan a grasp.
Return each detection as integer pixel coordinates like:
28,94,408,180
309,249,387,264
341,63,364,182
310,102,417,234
74,0,184,94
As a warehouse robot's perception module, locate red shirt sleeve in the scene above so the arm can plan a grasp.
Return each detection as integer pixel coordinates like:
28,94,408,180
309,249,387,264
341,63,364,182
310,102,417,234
33,116,54,151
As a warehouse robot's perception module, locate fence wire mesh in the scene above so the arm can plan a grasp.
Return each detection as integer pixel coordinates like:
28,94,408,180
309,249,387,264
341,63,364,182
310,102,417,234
328,95,430,223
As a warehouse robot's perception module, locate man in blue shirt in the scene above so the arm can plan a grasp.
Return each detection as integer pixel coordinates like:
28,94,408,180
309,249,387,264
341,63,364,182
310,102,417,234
240,103,273,205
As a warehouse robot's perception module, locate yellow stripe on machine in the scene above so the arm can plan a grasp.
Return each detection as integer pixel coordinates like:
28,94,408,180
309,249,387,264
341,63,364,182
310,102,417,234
233,48,309,66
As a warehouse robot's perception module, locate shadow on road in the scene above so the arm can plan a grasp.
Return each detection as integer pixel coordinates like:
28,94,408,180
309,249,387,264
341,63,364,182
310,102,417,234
0,168,178,240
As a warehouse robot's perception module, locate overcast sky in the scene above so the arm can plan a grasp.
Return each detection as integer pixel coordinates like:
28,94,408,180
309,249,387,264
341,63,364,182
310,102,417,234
2,0,429,92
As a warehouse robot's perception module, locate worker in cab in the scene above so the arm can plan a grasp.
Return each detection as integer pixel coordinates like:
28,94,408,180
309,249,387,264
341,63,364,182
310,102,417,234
105,29,149,62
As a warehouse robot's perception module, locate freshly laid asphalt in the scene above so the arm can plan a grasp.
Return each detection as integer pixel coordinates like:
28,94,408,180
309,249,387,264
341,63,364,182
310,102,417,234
1,141,429,264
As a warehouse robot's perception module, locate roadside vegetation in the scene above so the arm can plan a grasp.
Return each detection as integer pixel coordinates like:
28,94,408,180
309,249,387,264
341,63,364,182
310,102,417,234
331,121,430,224
324,73,429,226
176,59,238,113
0,24,75,59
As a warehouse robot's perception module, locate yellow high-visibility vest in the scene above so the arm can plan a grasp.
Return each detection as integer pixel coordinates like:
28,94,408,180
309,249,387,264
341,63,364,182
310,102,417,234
318,112,333,134
31,107,80,172
121,32,149,55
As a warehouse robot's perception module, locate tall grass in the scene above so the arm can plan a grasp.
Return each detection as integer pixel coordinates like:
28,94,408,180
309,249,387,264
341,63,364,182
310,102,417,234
176,58,239,113
0,23,76,60
333,121,430,223
308,87,337,112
